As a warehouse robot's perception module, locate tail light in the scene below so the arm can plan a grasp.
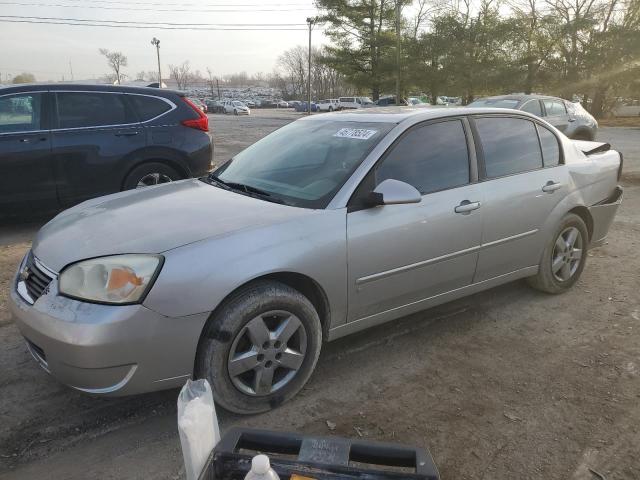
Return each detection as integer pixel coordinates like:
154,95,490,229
181,97,209,132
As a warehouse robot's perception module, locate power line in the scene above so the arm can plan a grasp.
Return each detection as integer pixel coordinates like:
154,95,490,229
58,0,312,5
0,1,315,12
0,18,308,30
0,15,307,25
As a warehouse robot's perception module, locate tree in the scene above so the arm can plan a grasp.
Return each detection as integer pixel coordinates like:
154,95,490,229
317,0,397,100
169,61,192,90
99,48,127,84
206,68,219,98
12,72,36,84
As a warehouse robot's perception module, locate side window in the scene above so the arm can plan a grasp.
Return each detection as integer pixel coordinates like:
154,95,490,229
475,117,543,178
0,93,42,133
129,95,171,121
56,92,130,129
521,100,542,116
376,120,470,195
537,125,561,167
543,99,567,116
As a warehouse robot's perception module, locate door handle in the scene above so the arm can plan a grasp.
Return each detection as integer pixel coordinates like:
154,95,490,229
542,181,562,193
115,130,140,137
454,200,481,214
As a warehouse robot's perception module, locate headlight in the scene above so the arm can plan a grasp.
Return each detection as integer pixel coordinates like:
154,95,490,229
59,254,163,304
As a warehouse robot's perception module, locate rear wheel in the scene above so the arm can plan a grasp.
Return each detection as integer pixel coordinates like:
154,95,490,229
122,162,181,190
328,106,334,112
195,280,322,414
528,213,589,293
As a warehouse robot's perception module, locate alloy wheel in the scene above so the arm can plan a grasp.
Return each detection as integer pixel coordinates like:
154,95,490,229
227,310,307,396
551,226,583,282
136,172,173,188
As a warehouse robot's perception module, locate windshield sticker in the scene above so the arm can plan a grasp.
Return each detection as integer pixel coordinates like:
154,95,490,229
333,128,378,140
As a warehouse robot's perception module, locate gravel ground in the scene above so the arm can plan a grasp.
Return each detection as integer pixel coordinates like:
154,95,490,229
0,111,639,479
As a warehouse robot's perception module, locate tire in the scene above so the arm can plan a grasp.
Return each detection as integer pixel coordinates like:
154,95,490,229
234,109,238,116
527,213,589,294
122,162,181,190
195,280,322,414
328,106,333,112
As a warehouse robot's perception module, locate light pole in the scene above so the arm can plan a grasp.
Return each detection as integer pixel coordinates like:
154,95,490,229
306,17,314,115
151,37,162,87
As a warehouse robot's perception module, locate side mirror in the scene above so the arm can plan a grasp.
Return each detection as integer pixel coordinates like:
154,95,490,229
370,179,421,206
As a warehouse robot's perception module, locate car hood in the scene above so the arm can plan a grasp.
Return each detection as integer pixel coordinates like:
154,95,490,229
33,179,313,272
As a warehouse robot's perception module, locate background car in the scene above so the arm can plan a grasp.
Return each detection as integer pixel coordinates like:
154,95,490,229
276,100,289,108
375,96,409,107
224,100,250,115
295,101,318,112
206,99,225,113
188,98,207,113
317,99,339,112
10,107,622,415
338,96,375,109
0,84,212,215
467,94,598,140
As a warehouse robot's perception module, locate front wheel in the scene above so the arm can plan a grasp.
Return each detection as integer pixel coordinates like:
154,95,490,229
195,280,322,414
528,213,589,293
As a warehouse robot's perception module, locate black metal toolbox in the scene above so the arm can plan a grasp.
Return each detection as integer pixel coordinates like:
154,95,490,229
199,427,440,480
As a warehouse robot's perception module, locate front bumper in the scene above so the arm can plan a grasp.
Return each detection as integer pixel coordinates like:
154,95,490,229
9,264,209,396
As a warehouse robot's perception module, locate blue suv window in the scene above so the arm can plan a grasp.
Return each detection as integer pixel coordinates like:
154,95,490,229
129,94,172,121
56,92,132,129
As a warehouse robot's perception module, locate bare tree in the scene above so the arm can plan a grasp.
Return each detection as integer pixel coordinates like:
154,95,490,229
169,61,192,90
206,68,218,98
99,48,128,84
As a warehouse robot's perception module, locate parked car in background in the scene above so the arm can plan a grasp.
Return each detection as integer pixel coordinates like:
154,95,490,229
407,97,427,106
189,98,208,113
467,94,598,140
10,107,622,414
224,100,250,115
276,100,289,108
206,100,225,113
338,96,375,110
317,99,339,112
0,84,212,214
244,100,256,108
375,96,409,107
295,101,318,112
287,100,301,109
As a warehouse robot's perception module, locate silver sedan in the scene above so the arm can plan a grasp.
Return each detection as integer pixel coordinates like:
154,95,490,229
9,107,623,413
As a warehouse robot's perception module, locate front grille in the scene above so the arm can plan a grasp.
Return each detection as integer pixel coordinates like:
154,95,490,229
22,252,54,302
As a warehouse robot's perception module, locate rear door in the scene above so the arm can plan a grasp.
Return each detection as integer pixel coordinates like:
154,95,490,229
472,115,568,281
51,91,145,207
0,91,56,213
542,99,570,133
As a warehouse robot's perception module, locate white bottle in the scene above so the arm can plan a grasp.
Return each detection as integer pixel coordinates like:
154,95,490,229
245,454,280,480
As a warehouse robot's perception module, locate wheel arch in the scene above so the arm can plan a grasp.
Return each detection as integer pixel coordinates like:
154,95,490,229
568,205,594,241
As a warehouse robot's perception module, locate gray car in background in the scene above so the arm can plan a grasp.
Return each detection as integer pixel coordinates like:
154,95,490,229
468,94,598,140
9,107,622,414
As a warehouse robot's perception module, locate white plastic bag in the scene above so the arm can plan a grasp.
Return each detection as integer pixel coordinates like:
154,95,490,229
178,379,221,480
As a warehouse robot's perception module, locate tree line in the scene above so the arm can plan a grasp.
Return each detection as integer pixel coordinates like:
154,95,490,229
316,0,640,117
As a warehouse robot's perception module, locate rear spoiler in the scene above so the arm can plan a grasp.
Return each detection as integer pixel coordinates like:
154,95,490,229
573,140,611,155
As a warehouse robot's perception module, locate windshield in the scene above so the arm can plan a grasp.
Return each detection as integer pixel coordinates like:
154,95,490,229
467,98,521,109
209,119,394,208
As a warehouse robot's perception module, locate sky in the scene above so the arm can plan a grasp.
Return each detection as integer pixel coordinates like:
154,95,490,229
0,0,327,82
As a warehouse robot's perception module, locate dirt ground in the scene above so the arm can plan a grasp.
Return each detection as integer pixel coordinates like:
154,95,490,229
1,110,639,479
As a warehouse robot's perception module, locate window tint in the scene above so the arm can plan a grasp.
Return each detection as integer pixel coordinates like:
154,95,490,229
0,93,42,133
57,92,131,129
376,120,470,195
475,117,543,178
521,100,542,116
129,95,171,121
543,99,567,116
537,125,561,167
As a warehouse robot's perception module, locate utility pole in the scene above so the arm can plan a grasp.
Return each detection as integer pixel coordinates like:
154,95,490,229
151,37,162,87
306,17,314,115
216,78,221,99
69,61,74,81
395,1,401,105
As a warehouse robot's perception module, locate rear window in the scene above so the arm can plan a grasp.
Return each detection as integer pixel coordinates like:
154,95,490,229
56,92,132,129
468,98,520,109
543,99,567,116
129,94,172,121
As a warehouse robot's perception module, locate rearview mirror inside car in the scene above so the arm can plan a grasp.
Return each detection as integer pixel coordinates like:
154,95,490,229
370,179,421,206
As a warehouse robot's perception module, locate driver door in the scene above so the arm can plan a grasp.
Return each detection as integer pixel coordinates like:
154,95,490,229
346,118,483,322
